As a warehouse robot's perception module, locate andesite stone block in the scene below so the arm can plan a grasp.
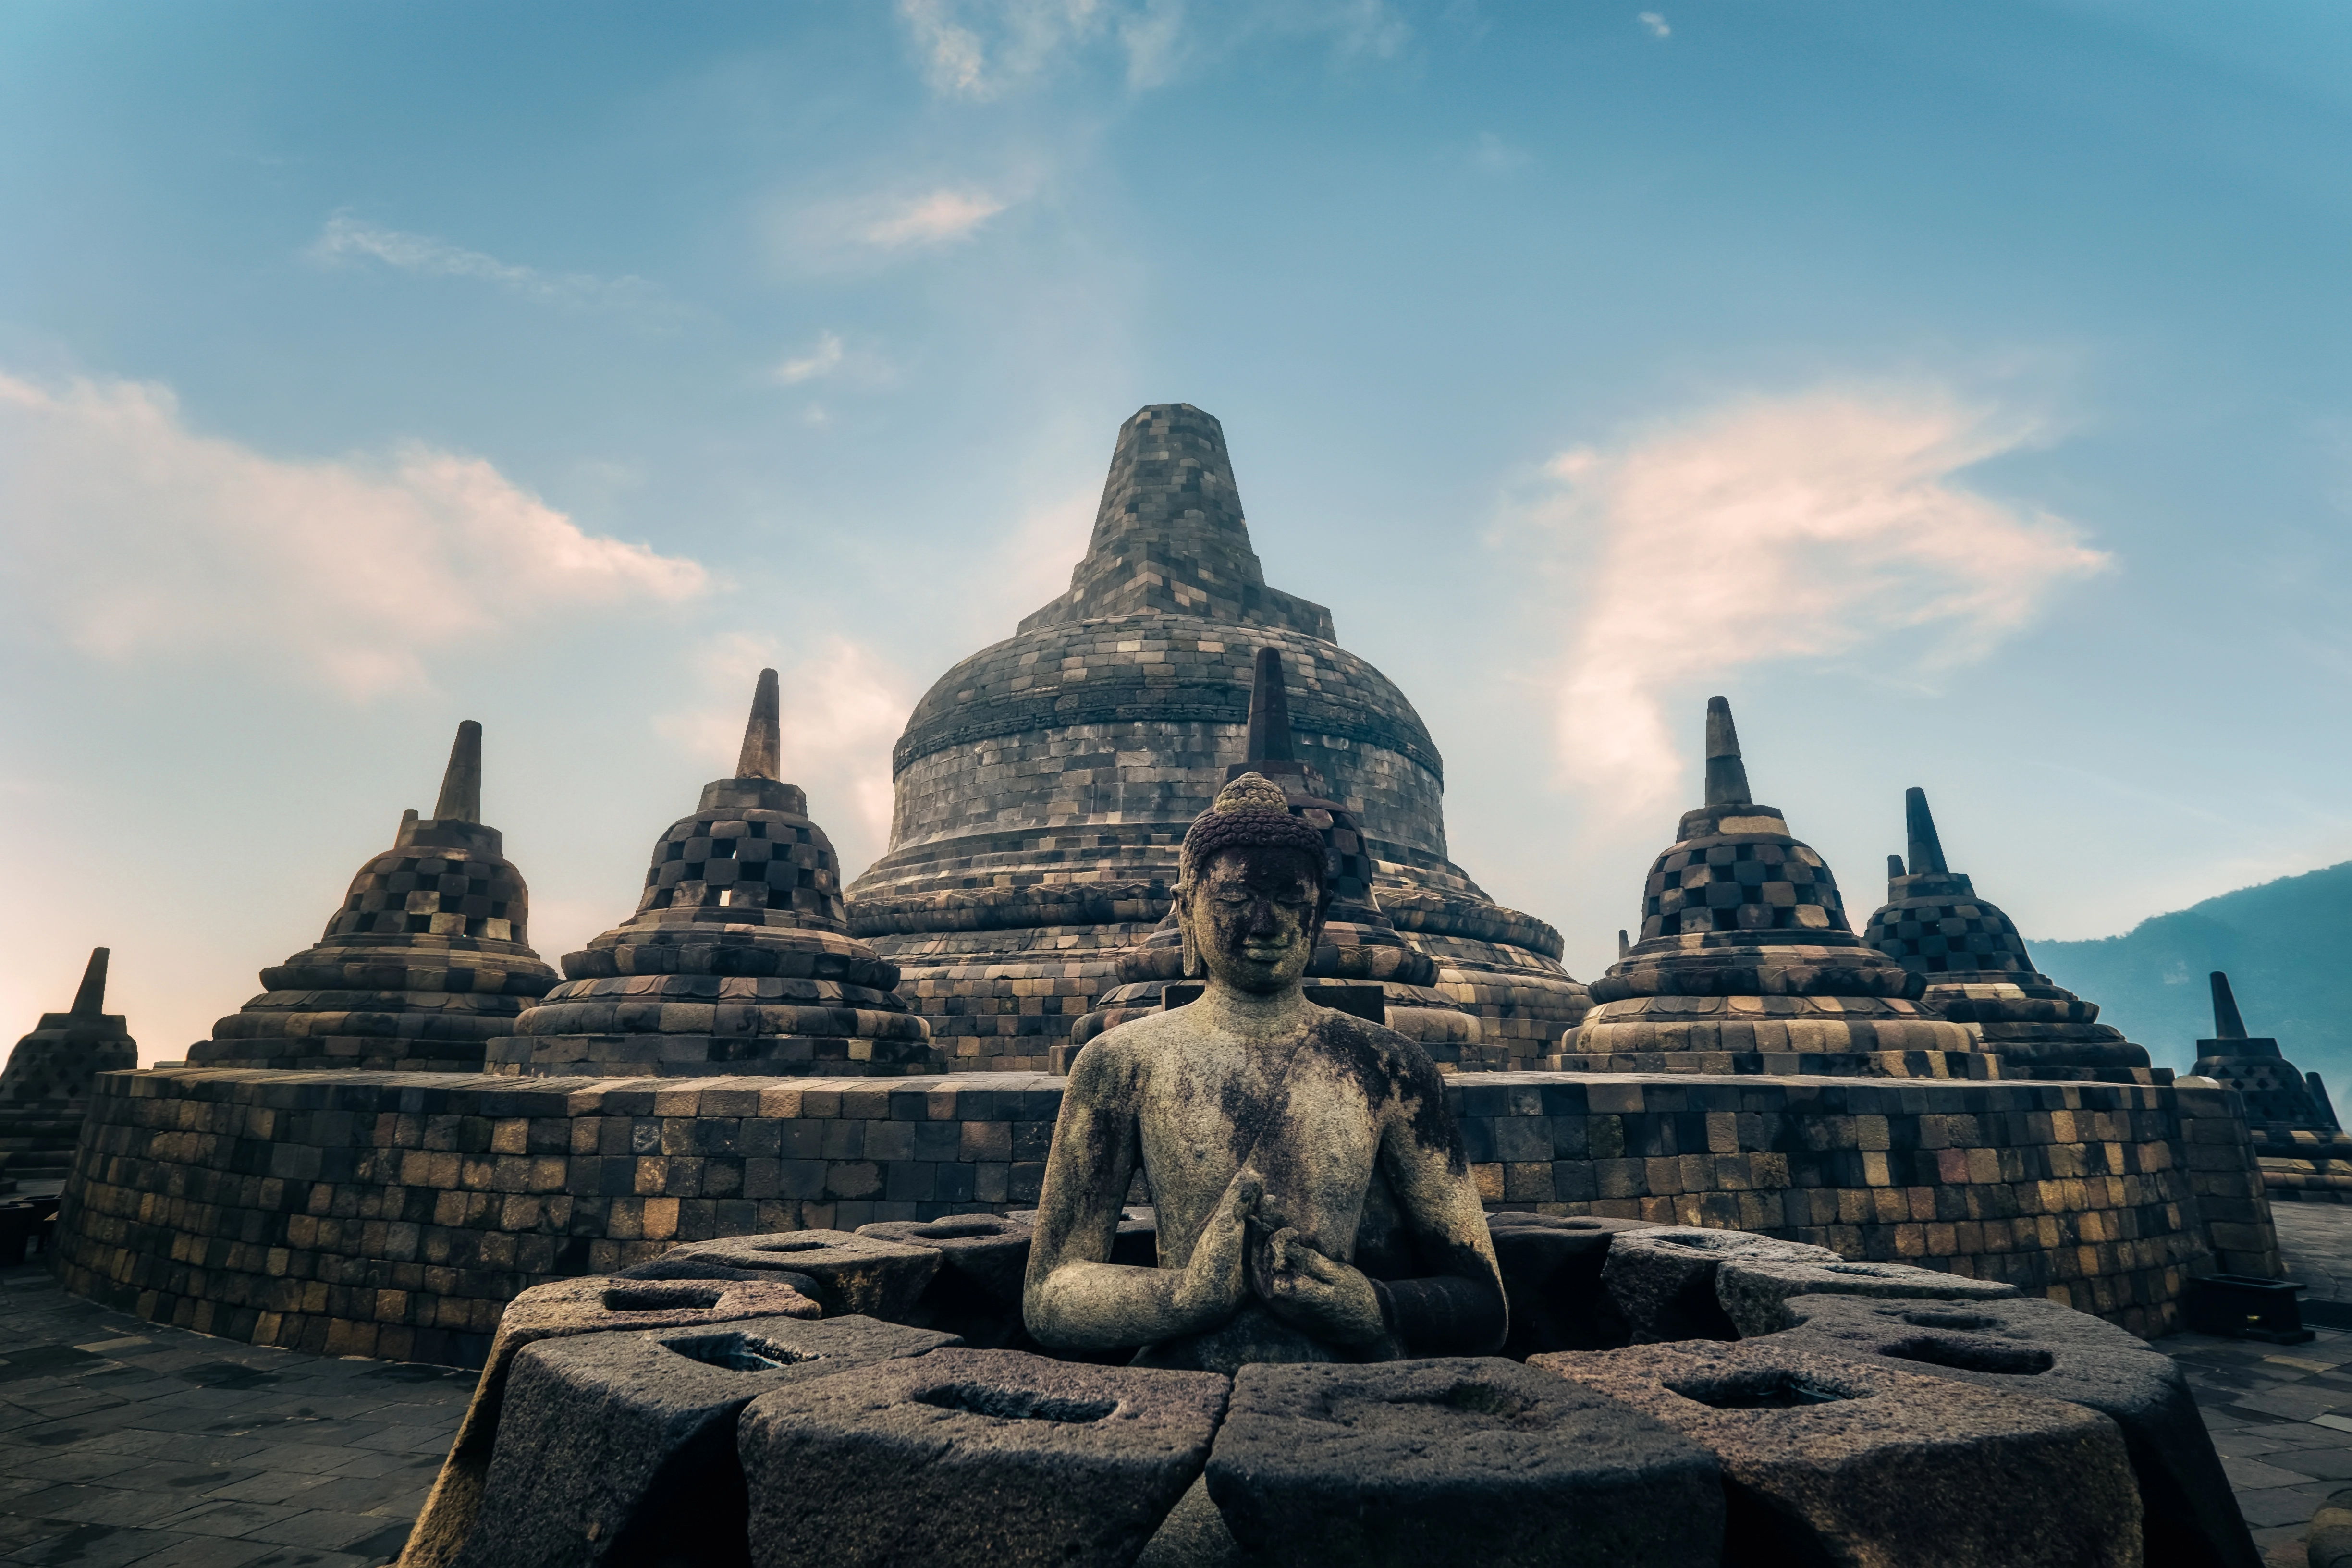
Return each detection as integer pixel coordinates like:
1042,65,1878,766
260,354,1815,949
456,1315,957,1568
657,1229,941,1320
1203,1356,1724,1568
399,1274,818,1568
1534,1339,2143,1568
739,1347,1228,1568
1774,1293,2258,1568
1601,1226,1838,1343
1713,1253,2019,1339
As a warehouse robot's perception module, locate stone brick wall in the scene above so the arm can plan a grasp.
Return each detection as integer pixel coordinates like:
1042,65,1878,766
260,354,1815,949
50,1067,2275,1365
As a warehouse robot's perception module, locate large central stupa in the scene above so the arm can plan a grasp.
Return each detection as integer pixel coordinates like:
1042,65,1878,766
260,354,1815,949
845,403,1587,1070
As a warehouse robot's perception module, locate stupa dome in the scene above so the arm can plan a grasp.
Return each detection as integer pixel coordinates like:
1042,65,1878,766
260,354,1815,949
189,723,558,1071
845,404,1587,1071
1858,788,2156,1082
488,671,931,1077
1556,698,1979,1075
0,948,136,1185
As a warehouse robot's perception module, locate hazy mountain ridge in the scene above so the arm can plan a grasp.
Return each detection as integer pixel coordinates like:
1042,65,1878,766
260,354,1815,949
2032,861,2352,1087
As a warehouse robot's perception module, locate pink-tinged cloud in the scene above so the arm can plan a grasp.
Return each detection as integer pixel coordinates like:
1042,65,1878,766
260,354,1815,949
1539,387,2110,808
0,370,707,698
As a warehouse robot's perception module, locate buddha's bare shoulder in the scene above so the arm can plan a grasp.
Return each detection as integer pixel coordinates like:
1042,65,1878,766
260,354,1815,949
1297,1008,1449,1099
1061,1010,1187,1091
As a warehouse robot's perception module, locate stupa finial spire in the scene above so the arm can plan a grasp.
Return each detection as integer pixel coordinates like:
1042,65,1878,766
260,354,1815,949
2210,971,2249,1040
736,668,782,781
1245,648,1296,766
1904,787,1949,876
1703,696,1752,807
70,947,109,1016
432,721,482,824
1886,854,1906,885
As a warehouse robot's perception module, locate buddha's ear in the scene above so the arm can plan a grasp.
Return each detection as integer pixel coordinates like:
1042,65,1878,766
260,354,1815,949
1176,873,1203,980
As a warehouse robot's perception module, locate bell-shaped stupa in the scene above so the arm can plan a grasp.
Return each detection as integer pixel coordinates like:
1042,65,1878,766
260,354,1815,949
0,949,137,1183
2191,971,2352,1200
1057,648,1486,1068
191,723,558,1071
1555,697,1981,1076
1858,789,2159,1083
486,671,932,1078
847,404,1587,1071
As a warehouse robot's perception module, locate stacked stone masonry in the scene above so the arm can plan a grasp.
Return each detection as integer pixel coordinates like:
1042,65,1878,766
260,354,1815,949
49,1066,2278,1366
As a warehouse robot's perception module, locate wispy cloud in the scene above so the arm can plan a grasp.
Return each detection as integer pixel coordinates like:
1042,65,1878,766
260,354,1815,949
775,332,847,385
1637,12,1671,39
0,369,706,698
897,0,1190,98
1529,386,2109,808
863,189,1009,248
307,213,664,311
657,633,918,870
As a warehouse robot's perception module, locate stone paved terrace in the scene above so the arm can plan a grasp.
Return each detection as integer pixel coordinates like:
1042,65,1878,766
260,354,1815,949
6,1200,2352,1567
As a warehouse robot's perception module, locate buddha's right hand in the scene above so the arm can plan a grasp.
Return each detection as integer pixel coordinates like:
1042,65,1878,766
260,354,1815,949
1172,1170,1261,1328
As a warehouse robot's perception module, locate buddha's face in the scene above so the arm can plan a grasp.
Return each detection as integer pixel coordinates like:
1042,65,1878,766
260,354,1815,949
1184,846,1325,995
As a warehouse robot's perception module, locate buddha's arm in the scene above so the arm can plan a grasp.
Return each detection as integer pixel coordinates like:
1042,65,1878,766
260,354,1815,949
1022,1044,1257,1350
1371,1078,1508,1355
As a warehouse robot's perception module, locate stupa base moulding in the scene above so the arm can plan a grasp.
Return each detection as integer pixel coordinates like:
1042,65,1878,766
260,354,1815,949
46,1063,2279,1366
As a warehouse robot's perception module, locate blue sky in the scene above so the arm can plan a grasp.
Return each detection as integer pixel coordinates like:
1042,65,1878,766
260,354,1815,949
7,1,2352,1063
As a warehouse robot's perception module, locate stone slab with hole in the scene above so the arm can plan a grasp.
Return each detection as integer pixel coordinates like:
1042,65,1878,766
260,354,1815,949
1774,1293,2261,1568
1712,1252,2021,1338
1196,1355,1724,1568
399,1275,818,1568
1600,1226,1839,1343
655,1229,940,1319
1535,1338,2144,1568
453,1316,957,1568
738,1346,1227,1568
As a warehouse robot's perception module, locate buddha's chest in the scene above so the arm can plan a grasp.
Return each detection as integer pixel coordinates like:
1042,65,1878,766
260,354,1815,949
1136,1059,1382,1260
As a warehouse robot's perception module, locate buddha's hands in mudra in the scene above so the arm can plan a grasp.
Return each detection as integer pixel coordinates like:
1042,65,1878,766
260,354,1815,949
1172,1169,1264,1329
1258,1224,1387,1345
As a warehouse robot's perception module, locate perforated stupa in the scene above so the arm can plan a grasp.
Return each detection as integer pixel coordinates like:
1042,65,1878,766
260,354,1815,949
487,670,931,1077
189,723,558,1071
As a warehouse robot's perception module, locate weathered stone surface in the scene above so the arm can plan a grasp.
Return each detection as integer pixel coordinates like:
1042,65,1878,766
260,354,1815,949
658,1229,941,1319
1601,1226,1838,1343
861,1213,1035,1342
2311,1486,2352,1568
1485,1213,1658,1356
1535,1339,2143,1568
456,1315,956,1568
1860,788,2160,1085
739,1347,1228,1568
1774,1294,2256,1568
1204,1357,1723,1567
487,671,933,1078
1713,1253,2019,1337
399,1274,818,1568
0,948,135,1183
1556,700,1980,1076
192,722,559,1073
845,404,1587,1072
1026,777,1506,1372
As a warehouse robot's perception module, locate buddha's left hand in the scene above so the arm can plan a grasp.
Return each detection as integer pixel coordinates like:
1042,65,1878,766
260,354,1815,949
1260,1228,1386,1345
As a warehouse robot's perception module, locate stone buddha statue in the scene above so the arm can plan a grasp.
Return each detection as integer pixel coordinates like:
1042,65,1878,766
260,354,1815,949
1023,773,1505,1372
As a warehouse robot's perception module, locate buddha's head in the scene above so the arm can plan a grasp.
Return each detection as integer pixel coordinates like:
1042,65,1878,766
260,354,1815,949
1176,772,1331,995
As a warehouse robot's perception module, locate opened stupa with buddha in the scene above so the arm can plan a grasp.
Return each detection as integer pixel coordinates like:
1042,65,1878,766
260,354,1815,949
1554,697,1982,1076
0,949,136,1185
1858,788,2159,1084
1057,648,1487,1068
2191,970,2352,1200
190,723,558,1071
486,671,931,1078
845,403,1588,1070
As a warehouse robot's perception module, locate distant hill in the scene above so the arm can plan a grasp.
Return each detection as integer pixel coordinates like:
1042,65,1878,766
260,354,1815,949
2032,860,2352,1090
